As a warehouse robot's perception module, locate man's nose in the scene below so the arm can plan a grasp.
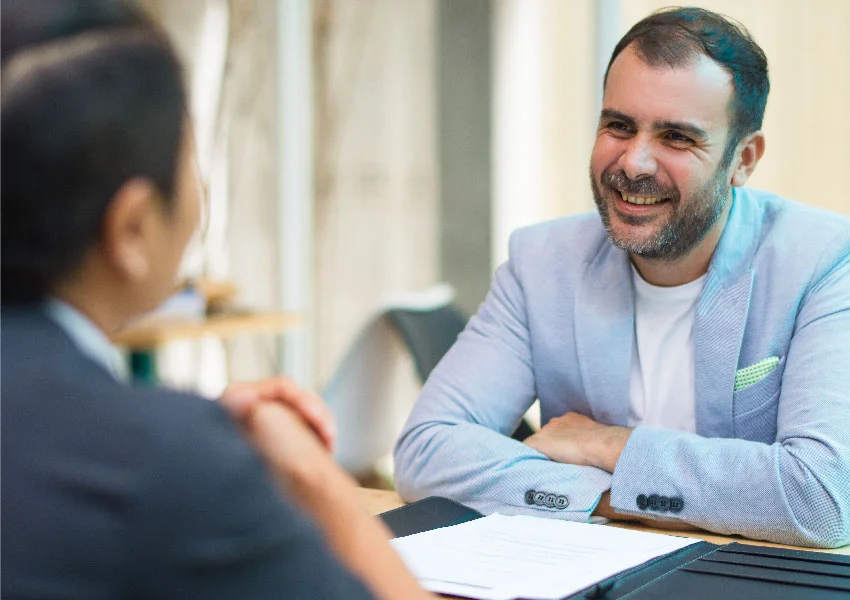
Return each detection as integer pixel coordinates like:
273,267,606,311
618,135,657,180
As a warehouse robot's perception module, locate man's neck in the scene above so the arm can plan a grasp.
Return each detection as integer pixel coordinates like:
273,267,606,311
52,265,134,336
52,286,121,335
630,201,731,287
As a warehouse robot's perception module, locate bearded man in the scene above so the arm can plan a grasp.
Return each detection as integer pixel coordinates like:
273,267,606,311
394,7,850,549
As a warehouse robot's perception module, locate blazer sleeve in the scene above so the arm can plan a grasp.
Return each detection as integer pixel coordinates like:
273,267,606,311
394,232,612,520
128,397,377,600
610,239,850,548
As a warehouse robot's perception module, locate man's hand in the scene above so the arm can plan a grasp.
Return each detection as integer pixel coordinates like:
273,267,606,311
219,376,337,452
524,412,631,473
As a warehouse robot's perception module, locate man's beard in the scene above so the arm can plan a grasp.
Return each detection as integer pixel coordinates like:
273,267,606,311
590,165,730,261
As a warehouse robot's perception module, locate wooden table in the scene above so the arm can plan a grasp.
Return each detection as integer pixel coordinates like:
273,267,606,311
358,488,850,555
112,311,304,382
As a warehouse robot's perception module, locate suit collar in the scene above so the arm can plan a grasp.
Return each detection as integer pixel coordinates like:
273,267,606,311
43,298,124,380
693,188,762,436
2,305,122,383
705,187,764,282
575,239,634,426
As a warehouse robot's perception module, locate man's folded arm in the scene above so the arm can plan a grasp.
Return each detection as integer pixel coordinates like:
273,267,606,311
394,257,612,520
610,252,850,548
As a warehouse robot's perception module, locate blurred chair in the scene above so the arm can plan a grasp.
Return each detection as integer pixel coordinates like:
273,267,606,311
323,284,458,478
385,297,536,443
323,283,534,482
384,302,467,383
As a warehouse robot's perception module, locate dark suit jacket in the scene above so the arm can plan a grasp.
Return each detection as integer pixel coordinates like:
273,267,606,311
1,307,375,599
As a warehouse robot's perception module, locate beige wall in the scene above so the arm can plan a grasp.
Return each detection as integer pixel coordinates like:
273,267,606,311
313,0,439,385
150,0,439,391
541,0,598,218
493,0,598,265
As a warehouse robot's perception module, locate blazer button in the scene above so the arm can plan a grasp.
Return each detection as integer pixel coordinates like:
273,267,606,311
525,490,536,505
544,493,556,508
657,496,670,513
533,491,546,506
647,494,660,511
636,494,649,510
669,497,684,513
555,495,569,509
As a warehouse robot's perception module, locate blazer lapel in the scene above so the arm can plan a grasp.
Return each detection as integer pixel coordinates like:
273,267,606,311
574,243,633,427
693,270,753,438
693,188,761,438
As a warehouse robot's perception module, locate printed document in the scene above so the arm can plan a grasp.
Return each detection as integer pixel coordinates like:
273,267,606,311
390,513,699,600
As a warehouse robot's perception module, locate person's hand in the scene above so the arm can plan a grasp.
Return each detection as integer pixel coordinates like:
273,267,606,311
219,376,337,452
243,401,352,496
524,412,631,473
245,404,435,600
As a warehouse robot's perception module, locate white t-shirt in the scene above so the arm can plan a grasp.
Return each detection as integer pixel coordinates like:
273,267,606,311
628,266,706,433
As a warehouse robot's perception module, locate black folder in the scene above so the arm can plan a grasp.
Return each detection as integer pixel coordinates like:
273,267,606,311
380,496,850,600
380,495,483,538
600,542,850,600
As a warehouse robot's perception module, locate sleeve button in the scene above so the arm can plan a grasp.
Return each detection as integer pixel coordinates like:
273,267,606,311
669,497,684,513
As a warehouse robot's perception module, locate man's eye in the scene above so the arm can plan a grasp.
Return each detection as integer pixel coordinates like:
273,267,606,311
605,121,631,135
667,131,694,144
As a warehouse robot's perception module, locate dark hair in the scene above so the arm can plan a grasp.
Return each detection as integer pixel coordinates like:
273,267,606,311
1,0,187,303
604,7,769,165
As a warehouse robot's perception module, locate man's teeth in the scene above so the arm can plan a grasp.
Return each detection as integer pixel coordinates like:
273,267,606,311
622,194,665,205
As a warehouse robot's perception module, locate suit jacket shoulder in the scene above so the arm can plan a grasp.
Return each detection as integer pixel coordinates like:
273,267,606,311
741,188,850,265
1,308,375,599
509,212,612,269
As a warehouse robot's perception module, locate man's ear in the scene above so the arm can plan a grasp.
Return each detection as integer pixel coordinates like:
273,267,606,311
730,130,765,187
101,178,161,281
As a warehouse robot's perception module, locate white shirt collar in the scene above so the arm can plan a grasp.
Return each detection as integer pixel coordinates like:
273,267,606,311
630,264,707,300
43,298,126,380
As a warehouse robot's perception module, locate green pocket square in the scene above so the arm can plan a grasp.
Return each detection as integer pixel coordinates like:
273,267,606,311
734,356,780,391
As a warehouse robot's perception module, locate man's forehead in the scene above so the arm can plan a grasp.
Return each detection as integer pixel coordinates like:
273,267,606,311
604,45,734,131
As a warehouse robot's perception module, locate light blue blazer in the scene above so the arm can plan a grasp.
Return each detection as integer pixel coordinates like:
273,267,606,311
394,187,850,548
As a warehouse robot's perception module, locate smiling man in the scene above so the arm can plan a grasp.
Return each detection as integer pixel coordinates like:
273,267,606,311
394,7,850,548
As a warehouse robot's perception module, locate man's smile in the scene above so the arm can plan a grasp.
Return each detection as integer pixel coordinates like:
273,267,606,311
621,194,668,205
608,188,673,217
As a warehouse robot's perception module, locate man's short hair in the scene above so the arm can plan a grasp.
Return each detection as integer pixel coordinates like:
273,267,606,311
1,0,187,302
604,7,769,166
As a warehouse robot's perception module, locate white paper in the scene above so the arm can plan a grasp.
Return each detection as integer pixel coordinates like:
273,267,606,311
390,514,699,600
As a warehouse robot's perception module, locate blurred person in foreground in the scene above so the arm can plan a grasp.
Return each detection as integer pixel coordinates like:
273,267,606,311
395,7,850,548
1,1,430,598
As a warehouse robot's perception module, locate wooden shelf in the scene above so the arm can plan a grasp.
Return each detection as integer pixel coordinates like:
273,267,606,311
111,311,305,350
